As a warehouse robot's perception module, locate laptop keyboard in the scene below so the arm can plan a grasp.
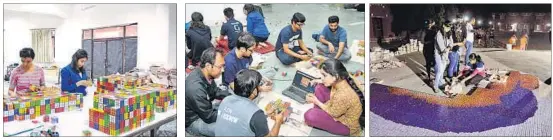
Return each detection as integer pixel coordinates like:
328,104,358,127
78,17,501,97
283,86,307,104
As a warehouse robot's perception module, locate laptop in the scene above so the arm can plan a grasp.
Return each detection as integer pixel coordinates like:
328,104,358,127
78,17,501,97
282,71,317,104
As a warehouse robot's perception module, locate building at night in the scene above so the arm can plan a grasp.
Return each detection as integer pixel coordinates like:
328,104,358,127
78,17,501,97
490,12,551,33
370,4,393,41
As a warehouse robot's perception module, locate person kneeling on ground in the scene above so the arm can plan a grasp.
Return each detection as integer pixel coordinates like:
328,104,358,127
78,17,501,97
185,48,231,136
275,12,313,65
215,69,285,137
455,53,486,87
244,4,270,47
312,15,352,62
304,59,365,136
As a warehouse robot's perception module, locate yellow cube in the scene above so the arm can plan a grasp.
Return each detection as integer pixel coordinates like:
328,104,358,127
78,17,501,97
99,119,104,126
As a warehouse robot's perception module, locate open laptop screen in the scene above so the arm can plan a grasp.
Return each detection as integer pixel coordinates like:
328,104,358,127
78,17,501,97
292,71,316,93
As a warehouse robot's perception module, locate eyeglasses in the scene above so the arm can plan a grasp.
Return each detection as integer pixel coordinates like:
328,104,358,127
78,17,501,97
297,22,305,27
212,63,225,69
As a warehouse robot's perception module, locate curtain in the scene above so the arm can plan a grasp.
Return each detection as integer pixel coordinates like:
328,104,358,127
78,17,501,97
31,29,53,63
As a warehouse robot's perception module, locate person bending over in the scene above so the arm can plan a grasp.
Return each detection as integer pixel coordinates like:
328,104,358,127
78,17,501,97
244,4,270,47
215,69,285,137
8,48,45,97
61,49,92,96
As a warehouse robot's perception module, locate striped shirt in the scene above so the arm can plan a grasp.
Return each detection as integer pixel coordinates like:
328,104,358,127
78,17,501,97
9,65,45,92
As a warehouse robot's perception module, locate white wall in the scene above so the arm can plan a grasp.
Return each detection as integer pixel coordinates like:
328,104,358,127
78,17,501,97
185,4,247,26
168,4,177,68
55,4,177,69
3,10,64,65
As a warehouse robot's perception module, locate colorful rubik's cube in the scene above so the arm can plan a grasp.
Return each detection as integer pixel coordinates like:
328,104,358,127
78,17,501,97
89,90,156,136
95,76,148,95
3,94,84,122
154,88,176,113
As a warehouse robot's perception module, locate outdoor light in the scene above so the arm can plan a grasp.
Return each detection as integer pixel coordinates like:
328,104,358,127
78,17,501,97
498,22,501,25
452,19,457,23
464,16,469,22
478,20,482,25
547,23,551,27
489,21,493,25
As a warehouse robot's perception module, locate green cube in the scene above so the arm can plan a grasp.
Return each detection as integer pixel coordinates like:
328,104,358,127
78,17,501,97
125,127,129,132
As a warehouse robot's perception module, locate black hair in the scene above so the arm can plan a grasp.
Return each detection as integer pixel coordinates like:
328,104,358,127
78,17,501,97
451,45,460,52
191,12,207,29
319,59,364,127
233,69,262,98
244,4,255,15
468,53,482,62
254,5,265,18
291,12,306,24
236,32,256,50
20,48,35,59
328,15,339,24
71,49,88,73
439,20,452,37
223,7,234,19
199,47,224,68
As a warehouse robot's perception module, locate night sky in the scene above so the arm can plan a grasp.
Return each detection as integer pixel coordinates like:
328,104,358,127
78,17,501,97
389,4,551,33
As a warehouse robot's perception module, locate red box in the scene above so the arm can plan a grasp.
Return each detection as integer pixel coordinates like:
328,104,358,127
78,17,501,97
3,117,8,122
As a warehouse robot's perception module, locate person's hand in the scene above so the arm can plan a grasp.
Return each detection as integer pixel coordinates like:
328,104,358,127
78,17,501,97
76,80,89,87
8,91,17,97
259,79,273,92
306,94,317,104
274,110,285,124
299,55,311,61
328,44,335,53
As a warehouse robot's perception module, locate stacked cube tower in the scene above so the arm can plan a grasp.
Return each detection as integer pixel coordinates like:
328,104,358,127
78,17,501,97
3,94,84,122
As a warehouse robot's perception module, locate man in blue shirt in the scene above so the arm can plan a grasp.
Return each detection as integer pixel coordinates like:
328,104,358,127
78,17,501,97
312,16,351,62
219,7,243,50
275,12,313,65
223,32,273,92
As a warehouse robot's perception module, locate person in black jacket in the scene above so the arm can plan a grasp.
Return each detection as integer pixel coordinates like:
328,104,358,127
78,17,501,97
186,12,213,67
185,47,231,136
422,19,437,81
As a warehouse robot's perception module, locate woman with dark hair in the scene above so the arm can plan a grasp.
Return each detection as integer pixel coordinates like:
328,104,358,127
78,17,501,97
434,21,463,94
243,4,270,47
8,48,45,97
455,53,486,86
186,12,213,67
303,59,364,136
61,49,91,95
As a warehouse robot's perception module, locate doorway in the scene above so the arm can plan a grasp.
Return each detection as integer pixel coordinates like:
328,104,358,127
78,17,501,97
372,17,384,39
82,23,138,79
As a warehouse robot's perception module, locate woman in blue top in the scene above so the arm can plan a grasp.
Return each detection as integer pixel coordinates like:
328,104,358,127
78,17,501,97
244,4,270,47
61,49,91,95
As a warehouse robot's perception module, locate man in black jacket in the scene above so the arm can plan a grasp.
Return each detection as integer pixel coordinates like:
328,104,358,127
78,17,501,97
185,47,231,136
186,12,213,67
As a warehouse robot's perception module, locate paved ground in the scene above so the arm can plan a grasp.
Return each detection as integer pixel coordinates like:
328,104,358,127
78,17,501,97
369,47,552,136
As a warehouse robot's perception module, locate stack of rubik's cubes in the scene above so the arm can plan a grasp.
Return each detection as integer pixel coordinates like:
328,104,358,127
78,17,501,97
95,76,147,95
89,90,156,136
154,88,176,113
3,94,83,122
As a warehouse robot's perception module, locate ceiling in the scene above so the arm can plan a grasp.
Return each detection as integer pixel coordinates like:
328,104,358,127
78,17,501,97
3,4,80,19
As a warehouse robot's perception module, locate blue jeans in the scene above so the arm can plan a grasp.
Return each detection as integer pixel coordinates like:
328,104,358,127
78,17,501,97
434,54,445,89
276,46,314,65
465,41,473,65
185,118,216,136
316,43,352,62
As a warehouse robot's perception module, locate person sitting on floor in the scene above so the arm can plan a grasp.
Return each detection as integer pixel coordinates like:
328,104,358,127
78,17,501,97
186,12,213,67
219,7,243,50
223,32,273,93
185,48,231,136
244,4,270,47
312,15,352,62
275,12,313,65
215,69,285,137
304,59,364,136
455,53,487,87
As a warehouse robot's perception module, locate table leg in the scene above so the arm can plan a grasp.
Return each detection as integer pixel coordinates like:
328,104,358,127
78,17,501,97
150,127,158,137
